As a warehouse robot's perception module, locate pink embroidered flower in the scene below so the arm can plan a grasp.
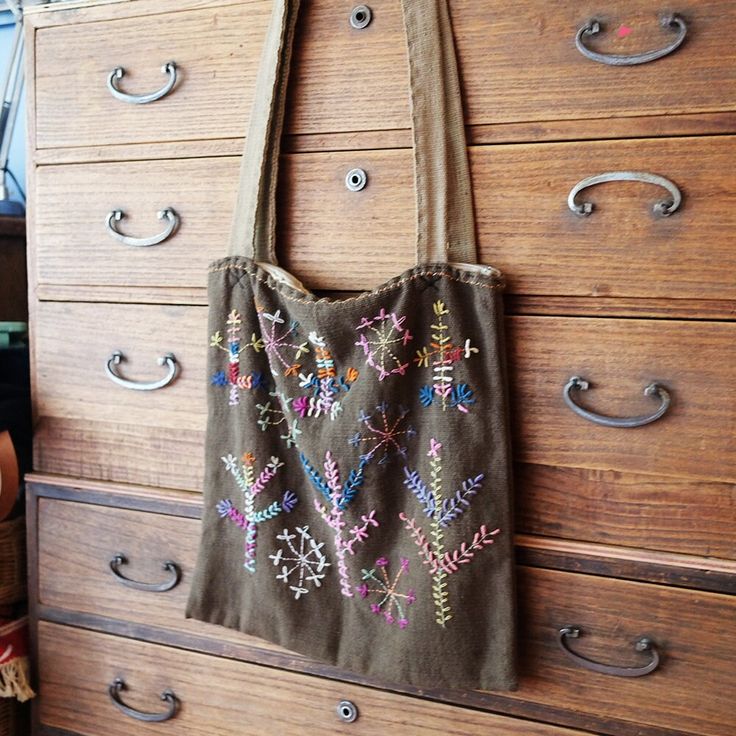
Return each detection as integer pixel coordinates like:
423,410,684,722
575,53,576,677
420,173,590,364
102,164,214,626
292,396,310,417
398,618,409,629
370,603,381,614
375,557,389,568
384,612,395,624
400,556,410,571
406,589,417,605
356,583,369,599
427,438,442,457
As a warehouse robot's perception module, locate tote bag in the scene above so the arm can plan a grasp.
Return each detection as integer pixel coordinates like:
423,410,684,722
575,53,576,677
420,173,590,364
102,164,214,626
187,0,517,691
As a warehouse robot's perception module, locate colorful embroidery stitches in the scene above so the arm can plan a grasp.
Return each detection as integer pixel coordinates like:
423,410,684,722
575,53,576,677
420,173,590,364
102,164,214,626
210,309,268,406
300,450,378,597
356,556,416,628
269,525,330,599
355,307,413,380
349,402,416,464
217,453,298,573
400,438,499,627
257,307,310,377
414,300,479,413
292,332,359,421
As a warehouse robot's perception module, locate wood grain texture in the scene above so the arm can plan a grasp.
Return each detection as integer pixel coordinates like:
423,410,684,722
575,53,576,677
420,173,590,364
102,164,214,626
32,302,207,490
516,464,736,560
507,316,736,483
34,2,271,149
30,0,736,150
37,622,587,736
32,135,736,304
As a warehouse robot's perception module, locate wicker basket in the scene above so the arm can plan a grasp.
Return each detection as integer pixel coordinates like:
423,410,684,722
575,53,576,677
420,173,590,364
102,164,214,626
0,697,18,736
0,518,26,605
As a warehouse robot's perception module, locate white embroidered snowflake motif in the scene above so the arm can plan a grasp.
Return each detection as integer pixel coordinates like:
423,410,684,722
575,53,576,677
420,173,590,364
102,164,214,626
355,307,413,380
269,526,330,599
349,402,416,464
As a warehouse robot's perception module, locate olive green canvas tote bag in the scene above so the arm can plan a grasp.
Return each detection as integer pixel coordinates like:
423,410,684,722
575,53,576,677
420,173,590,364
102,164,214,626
187,0,517,691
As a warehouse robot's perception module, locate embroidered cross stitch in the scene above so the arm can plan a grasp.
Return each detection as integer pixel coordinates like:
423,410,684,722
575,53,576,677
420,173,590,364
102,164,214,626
348,402,416,464
355,307,413,380
217,452,298,573
400,438,500,627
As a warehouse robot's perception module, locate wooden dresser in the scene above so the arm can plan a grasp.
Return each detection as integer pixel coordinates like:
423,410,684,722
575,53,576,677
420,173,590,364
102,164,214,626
23,1,736,734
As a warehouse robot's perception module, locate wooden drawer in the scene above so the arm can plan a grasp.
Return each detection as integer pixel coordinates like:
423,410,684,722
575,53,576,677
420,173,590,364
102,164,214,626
34,135,736,304
34,2,271,150
507,316,736,484
32,1,736,150
34,157,239,301
32,301,206,491
37,623,585,736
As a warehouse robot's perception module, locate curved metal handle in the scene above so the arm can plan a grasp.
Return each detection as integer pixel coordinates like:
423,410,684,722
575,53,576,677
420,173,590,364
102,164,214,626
568,171,681,218
108,678,178,722
105,351,178,391
105,208,179,247
575,15,687,66
109,553,181,592
107,62,177,104
558,627,660,677
563,376,670,428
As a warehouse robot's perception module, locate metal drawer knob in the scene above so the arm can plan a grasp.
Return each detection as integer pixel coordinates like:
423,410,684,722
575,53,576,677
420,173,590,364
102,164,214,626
107,62,178,104
108,678,178,722
350,5,372,29
345,168,368,192
105,351,179,391
559,627,660,677
109,553,181,593
563,376,670,428
106,208,179,247
336,699,359,723
568,171,681,218
575,14,687,66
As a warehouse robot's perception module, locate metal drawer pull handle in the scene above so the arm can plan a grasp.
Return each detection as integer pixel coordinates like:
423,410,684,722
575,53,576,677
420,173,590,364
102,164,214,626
564,376,670,428
575,14,687,66
109,678,178,722
105,208,179,247
109,553,181,592
350,5,372,29
559,627,660,677
345,168,368,192
336,700,359,723
568,171,681,218
105,351,178,391
107,62,177,104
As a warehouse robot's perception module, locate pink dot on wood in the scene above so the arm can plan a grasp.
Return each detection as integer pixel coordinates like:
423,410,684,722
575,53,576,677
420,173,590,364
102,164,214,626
617,25,633,38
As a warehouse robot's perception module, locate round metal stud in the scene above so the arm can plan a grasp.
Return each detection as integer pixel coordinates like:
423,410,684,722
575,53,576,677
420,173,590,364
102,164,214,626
349,5,372,30
336,699,359,723
345,168,368,192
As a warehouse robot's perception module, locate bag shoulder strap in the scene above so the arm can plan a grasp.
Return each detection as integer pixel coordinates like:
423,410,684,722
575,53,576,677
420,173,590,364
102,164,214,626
229,0,477,266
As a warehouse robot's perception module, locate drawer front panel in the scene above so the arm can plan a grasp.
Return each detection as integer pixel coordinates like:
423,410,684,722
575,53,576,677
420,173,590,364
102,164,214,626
34,136,736,302
33,1,736,149
34,3,271,149
37,622,585,736
508,316,736,483
33,302,207,491
35,158,239,295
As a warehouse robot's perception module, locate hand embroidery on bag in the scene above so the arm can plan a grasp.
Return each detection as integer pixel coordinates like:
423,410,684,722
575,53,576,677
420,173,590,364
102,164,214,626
356,556,416,628
300,450,379,597
348,402,416,464
257,306,310,377
210,309,270,406
355,307,413,380
292,332,359,421
216,452,298,573
269,525,330,599
400,438,500,627
415,300,478,413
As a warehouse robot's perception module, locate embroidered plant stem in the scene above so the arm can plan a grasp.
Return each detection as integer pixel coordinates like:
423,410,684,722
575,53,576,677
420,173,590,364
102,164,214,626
356,557,416,628
217,453,297,573
301,450,378,597
415,300,479,413
400,439,500,628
